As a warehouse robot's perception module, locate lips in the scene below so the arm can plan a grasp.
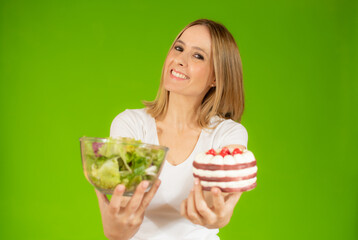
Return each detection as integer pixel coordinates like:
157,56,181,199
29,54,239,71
170,69,190,80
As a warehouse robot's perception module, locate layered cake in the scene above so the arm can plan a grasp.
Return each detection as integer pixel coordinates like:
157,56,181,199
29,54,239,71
193,147,257,192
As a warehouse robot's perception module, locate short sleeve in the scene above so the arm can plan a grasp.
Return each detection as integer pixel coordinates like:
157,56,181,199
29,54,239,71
216,120,248,149
110,110,143,139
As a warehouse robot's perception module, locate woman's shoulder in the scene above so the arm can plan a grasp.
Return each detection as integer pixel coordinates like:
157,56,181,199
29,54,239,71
206,116,248,148
110,108,152,139
208,115,247,132
114,108,148,118
112,108,152,124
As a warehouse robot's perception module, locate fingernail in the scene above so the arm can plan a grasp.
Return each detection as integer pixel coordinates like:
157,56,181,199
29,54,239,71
194,178,199,185
116,185,125,192
142,181,149,189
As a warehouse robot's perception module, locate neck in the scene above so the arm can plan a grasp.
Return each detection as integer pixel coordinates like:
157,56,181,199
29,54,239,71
160,92,202,131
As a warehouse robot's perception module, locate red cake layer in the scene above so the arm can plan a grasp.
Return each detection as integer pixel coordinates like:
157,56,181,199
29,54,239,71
193,172,257,182
193,160,256,171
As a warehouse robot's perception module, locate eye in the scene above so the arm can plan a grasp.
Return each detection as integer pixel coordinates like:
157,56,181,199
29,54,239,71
174,45,183,52
194,53,204,60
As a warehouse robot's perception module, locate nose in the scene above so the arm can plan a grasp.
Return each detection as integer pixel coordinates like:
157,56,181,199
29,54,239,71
174,53,187,67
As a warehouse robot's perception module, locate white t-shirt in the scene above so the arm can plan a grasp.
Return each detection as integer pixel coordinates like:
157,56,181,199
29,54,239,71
110,108,248,240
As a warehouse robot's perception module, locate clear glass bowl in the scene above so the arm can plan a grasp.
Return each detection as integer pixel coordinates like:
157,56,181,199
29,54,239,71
80,137,168,195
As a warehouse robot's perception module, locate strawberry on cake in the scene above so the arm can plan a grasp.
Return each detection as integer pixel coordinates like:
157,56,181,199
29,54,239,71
192,147,257,192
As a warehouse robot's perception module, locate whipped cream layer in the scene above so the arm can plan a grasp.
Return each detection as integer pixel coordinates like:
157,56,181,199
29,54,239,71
193,166,257,178
200,177,257,188
194,150,255,165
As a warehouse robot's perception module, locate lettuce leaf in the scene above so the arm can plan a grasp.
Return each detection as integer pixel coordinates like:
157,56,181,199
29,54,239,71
85,137,165,192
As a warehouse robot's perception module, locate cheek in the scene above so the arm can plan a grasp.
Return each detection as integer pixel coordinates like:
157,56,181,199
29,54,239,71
164,53,175,71
190,64,212,83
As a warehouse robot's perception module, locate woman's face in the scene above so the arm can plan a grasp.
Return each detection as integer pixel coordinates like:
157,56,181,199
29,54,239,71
163,25,215,99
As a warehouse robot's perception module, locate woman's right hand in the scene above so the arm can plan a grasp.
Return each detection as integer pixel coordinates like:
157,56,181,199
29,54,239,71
95,179,161,240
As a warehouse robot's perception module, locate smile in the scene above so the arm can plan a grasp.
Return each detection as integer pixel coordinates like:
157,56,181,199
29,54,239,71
170,69,189,80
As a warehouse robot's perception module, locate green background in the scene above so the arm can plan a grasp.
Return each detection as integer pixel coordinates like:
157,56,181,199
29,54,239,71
1,0,357,239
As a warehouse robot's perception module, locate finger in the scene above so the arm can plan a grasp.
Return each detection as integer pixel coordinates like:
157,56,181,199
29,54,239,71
187,188,203,225
194,178,215,219
211,187,225,212
180,199,187,217
124,181,149,216
108,184,125,215
136,179,161,215
225,192,242,208
94,188,109,211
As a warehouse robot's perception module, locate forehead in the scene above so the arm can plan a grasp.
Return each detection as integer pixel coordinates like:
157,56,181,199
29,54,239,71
178,25,211,53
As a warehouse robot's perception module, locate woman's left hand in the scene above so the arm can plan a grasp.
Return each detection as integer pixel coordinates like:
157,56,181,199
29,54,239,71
180,178,242,229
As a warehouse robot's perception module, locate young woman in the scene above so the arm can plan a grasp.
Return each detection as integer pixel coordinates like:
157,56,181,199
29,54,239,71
95,19,249,240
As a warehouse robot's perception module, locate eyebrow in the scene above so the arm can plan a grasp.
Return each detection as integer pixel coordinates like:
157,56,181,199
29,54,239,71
176,39,209,56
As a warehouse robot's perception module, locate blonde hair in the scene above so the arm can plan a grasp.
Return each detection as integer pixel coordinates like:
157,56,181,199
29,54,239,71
144,19,244,129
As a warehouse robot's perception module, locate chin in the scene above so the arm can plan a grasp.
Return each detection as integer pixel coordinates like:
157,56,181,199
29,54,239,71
163,78,184,93
163,84,183,95
163,77,206,97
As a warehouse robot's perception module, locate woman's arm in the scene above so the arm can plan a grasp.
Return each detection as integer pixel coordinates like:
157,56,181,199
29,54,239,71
180,144,246,229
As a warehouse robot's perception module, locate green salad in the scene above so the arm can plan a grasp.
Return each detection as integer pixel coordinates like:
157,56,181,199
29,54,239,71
83,137,166,192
